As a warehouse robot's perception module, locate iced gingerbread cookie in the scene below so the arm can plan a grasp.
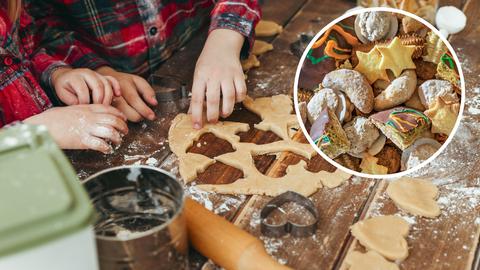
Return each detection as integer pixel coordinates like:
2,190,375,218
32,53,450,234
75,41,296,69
322,69,374,114
343,117,380,157
370,107,431,150
374,70,417,111
310,107,351,159
418,79,459,108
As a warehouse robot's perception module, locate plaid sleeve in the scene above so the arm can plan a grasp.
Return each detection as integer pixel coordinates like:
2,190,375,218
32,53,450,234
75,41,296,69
209,0,261,58
25,1,110,74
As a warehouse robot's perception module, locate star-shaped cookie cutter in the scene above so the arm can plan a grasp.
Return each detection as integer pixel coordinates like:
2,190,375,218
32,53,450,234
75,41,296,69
260,191,319,237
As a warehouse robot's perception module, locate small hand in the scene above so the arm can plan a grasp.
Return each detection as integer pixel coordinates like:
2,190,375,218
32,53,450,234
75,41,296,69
96,66,158,122
52,67,120,105
190,29,247,129
24,104,128,153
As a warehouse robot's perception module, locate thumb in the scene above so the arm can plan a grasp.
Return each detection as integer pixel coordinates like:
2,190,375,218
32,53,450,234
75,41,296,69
105,75,121,97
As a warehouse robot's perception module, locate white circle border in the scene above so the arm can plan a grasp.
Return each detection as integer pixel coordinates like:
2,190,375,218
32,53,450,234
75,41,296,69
293,7,466,179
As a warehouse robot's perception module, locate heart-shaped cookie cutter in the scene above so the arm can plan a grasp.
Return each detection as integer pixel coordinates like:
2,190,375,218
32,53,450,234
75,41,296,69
260,191,319,238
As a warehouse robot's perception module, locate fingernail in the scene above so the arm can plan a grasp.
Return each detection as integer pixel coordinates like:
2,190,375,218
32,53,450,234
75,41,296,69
193,123,201,129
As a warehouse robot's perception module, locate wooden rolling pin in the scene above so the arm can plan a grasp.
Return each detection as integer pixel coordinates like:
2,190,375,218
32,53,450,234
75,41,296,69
185,198,292,270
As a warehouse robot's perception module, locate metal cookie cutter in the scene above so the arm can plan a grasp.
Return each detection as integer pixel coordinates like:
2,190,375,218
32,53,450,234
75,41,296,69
260,191,319,238
148,74,188,102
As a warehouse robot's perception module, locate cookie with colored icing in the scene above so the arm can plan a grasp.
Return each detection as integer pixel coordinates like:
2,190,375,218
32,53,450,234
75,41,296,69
310,107,351,159
370,107,431,150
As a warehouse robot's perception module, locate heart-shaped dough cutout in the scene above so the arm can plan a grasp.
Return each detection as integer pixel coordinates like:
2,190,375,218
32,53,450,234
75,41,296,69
345,250,399,270
350,215,410,261
386,177,440,218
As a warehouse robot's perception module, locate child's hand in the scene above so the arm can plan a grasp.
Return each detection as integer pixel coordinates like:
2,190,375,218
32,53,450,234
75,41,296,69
24,104,128,153
96,66,158,122
190,29,247,129
52,67,121,105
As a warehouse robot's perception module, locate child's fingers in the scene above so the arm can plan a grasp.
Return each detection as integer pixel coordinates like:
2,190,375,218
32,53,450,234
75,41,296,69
112,97,143,122
220,80,235,118
90,124,122,145
82,135,112,154
123,81,155,120
234,74,247,102
90,104,127,121
95,114,129,135
206,80,221,123
105,76,121,97
69,78,90,104
132,76,158,105
82,72,105,104
97,75,113,105
58,88,79,105
190,78,206,129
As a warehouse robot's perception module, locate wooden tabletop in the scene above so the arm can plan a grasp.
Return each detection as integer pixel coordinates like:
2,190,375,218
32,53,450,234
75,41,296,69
67,0,480,269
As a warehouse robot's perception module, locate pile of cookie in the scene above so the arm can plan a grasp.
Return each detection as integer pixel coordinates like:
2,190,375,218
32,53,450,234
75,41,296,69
298,11,461,174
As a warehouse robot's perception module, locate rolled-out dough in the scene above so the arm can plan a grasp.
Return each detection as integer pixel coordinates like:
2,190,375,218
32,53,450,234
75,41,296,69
168,95,352,196
386,177,441,218
255,20,283,37
344,250,399,270
252,40,274,56
350,215,410,261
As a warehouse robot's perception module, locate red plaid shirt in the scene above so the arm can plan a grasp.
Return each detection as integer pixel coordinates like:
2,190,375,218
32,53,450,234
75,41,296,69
26,0,261,78
0,6,61,126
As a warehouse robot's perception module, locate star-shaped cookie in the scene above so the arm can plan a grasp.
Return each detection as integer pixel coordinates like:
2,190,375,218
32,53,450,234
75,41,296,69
377,37,417,77
354,48,389,83
424,97,459,135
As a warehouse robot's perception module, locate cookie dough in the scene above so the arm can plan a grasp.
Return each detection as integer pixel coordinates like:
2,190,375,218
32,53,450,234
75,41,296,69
386,177,441,218
374,70,417,111
242,54,260,71
350,215,410,261
255,20,283,37
345,251,399,270
343,117,380,156
418,79,459,108
252,40,274,55
322,69,374,113
168,95,352,196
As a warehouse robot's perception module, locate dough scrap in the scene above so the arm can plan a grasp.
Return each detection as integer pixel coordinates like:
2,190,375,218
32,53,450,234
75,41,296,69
252,40,274,55
255,20,283,37
168,95,352,196
386,177,441,218
345,250,399,270
242,54,260,71
350,215,410,261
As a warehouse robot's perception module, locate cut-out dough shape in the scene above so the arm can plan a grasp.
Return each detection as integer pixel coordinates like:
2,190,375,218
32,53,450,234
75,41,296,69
344,250,399,270
350,215,410,261
243,95,298,141
386,177,441,218
252,40,274,56
168,113,250,183
168,95,352,196
255,20,283,37
242,54,260,71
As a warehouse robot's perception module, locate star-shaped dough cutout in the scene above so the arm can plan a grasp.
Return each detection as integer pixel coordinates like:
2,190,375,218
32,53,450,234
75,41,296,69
377,37,417,77
354,48,389,83
424,97,459,135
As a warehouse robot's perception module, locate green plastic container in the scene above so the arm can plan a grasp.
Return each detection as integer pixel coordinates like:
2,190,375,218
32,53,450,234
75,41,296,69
0,124,98,270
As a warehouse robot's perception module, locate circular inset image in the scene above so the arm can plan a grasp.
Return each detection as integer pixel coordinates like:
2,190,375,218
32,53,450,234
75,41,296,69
293,7,465,178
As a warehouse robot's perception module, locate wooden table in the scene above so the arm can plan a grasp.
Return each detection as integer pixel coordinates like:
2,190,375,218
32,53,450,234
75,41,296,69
67,0,480,269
